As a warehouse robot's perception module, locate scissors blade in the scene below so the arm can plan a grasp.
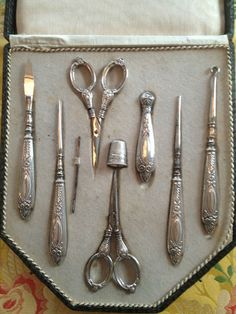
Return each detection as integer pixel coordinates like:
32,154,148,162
91,117,102,169
108,169,119,228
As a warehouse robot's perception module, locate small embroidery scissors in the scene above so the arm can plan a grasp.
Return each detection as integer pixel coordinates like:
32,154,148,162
85,140,141,292
70,57,128,170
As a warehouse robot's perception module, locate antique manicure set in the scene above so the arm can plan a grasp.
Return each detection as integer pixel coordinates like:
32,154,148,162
18,59,220,291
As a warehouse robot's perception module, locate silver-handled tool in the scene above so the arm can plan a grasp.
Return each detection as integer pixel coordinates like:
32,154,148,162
136,91,156,183
201,66,220,235
71,136,81,214
167,96,184,265
70,58,128,170
49,100,68,265
85,140,140,292
18,63,36,220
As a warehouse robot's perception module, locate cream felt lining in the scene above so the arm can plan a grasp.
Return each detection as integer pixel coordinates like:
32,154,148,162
4,46,233,306
16,0,225,36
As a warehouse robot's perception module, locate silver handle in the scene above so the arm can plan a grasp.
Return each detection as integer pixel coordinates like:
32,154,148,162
49,152,68,265
97,89,115,122
167,177,184,265
167,97,184,265
70,58,96,119
18,98,35,220
201,66,220,235
49,101,68,265
136,91,156,183
201,142,218,234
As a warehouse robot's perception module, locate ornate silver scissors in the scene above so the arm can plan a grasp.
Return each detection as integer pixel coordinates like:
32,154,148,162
70,58,128,170
85,140,140,293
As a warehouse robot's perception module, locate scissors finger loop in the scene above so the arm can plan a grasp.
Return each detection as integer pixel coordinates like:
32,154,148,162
70,57,96,93
101,58,128,94
85,252,113,291
113,254,141,293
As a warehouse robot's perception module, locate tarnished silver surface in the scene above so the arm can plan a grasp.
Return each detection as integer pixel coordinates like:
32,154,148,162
69,58,128,170
201,66,220,235
18,63,36,220
136,91,156,183
71,136,81,214
85,140,140,292
167,96,184,265
49,100,68,265
107,139,128,168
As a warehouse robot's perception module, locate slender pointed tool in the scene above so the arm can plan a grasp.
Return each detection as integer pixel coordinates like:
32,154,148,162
49,100,68,265
71,136,81,213
18,62,36,220
167,96,184,265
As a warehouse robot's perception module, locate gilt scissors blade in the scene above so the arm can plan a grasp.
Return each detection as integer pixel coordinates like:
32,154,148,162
70,57,128,171
91,117,102,169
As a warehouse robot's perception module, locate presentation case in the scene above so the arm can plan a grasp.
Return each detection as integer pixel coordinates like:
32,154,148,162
0,0,235,312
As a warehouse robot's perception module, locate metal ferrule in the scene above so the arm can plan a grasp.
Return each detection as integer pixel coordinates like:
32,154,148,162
55,152,64,181
24,97,33,137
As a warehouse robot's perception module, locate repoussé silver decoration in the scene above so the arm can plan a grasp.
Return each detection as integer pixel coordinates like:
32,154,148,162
49,100,68,265
18,63,36,220
167,96,184,265
201,66,220,235
136,91,156,183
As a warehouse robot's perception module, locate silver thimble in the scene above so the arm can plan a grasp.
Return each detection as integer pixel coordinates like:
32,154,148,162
107,140,128,168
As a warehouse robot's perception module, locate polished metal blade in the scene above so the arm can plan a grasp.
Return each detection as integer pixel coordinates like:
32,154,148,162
108,169,119,228
24,62,34,98
91,117,101,170
58,100,63,153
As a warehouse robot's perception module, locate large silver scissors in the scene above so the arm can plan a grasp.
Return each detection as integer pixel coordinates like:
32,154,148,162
85,140,140,292
70,58,128,170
